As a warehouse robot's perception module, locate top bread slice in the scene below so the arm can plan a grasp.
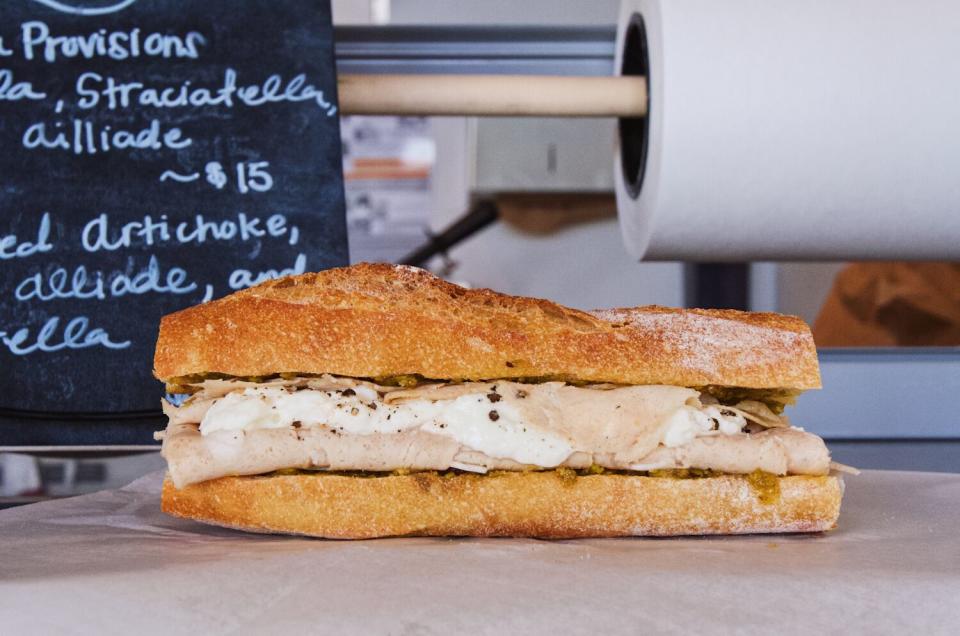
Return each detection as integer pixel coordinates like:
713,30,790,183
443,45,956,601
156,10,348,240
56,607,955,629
153,263,820,390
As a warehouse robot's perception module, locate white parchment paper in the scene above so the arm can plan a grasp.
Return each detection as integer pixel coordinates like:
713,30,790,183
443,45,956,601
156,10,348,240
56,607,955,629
1,470,958,634
615,0,960,261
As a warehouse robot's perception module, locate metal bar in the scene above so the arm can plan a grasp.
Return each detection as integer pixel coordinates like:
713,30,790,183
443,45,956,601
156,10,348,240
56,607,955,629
334,26,618,77
685,264,750,310
748,263,779,312
400,200,499,267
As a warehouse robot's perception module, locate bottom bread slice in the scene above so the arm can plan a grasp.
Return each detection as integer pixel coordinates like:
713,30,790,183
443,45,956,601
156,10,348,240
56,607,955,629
161,470,843,538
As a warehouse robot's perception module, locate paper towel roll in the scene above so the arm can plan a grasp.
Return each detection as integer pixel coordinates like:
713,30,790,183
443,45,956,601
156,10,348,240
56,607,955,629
615,0,960,261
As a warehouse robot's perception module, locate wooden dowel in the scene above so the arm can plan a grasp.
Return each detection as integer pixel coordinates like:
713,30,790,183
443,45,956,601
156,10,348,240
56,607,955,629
337,74,647,117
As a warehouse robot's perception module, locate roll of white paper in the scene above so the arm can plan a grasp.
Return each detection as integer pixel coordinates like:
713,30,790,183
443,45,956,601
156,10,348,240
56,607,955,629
615,0,960,260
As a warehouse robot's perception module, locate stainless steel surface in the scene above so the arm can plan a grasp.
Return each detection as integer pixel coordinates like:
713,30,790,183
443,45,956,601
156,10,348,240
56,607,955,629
334,26,617,76
828,441,959,474
792,348,960,439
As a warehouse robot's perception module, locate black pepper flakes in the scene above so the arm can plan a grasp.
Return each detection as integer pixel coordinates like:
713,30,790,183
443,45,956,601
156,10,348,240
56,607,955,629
292,421,302,429
720,409,736,417
488,410,500,421
342,388,356,397
487,392,501,403
368,402,378,410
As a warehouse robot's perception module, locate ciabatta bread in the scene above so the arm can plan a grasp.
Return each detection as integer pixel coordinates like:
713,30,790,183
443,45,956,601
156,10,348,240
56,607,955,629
154,263,820,390
161,471,843,538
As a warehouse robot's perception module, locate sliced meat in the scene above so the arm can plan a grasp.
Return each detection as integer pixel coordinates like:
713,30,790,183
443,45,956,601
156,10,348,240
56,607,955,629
162,422,831,488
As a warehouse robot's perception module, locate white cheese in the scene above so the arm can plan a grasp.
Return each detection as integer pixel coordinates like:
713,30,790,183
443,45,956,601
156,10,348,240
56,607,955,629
661,405,748,447
197,382,748,469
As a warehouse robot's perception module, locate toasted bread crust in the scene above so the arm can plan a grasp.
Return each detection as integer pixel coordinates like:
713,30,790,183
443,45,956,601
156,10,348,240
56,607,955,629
154,264,820,390
161,471,842,538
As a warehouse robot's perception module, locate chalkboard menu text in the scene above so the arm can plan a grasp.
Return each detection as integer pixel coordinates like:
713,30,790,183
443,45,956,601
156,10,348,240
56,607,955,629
0,0,348,423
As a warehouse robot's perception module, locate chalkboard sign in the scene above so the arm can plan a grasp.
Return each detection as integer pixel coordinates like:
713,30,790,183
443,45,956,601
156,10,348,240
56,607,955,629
0,0,348,428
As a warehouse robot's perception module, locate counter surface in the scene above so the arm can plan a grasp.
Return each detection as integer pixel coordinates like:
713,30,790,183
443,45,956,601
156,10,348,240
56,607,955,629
1,469,957,634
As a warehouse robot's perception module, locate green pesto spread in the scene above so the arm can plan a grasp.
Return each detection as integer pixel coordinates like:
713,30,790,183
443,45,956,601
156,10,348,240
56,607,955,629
745,469,782,504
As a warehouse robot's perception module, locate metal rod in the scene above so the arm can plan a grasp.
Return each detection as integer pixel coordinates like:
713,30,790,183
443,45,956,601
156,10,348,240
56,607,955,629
400,200,500,267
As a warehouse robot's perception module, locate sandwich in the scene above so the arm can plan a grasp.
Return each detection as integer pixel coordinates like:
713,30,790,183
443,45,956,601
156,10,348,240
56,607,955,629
154,262,845,538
